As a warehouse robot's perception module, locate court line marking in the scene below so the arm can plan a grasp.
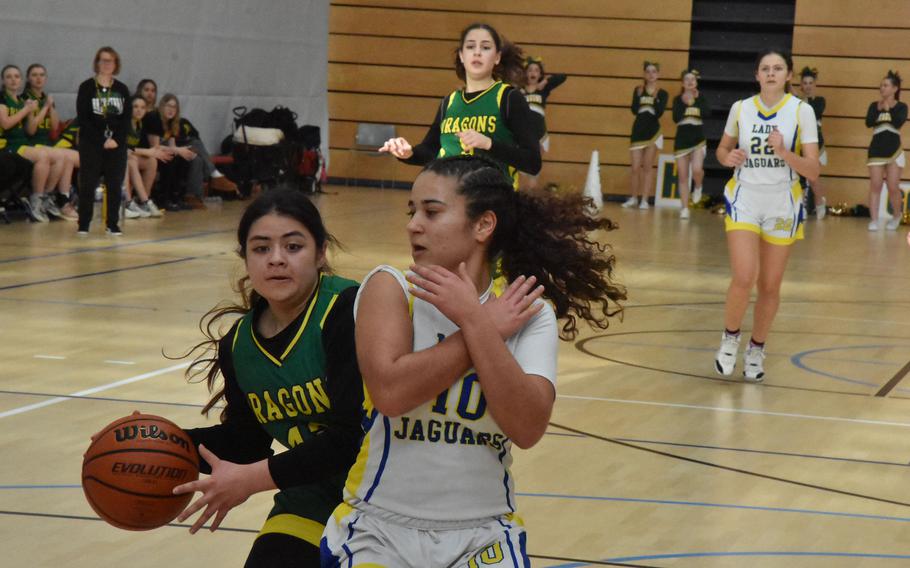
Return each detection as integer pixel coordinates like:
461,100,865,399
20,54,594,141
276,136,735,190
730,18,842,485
556,394,910,428
790,345,910,392
549,421,910,508
546,550,910,568
33,355,65,360
0,388,211,409
0,229,232,265
876,358,910,397
0,362,191,419
0,257,198,291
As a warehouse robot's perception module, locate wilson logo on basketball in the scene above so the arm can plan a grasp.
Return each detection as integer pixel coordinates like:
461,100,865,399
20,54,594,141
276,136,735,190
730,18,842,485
114,424,191,451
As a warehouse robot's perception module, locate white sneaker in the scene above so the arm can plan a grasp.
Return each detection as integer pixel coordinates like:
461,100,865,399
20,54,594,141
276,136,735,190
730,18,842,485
868,220,879,231
743,344,766,382
621,197,638,208
42,194,62,219
144,199,163,218
714,332,741,376
886,217,901,231
638,199,650,210
124,201,141,219
816,199,826,220
25,194,49,223
692,186,703,203
679,208,690,220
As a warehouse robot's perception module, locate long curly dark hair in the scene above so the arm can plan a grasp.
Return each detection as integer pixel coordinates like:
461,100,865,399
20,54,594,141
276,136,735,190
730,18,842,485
454,23,526,88
421,156,626,339
182,188,337,419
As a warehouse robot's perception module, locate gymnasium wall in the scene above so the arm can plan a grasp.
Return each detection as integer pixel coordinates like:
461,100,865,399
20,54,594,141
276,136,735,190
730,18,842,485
328,1,693,192
0,0,328,154
793,0,910,205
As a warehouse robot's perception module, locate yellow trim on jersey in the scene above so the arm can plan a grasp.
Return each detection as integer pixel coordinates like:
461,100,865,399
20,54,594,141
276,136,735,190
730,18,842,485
460,81,502,105
332,502,355,524
250,329,282,366
319,293,339,330
231,323,241,351
279,274,323,360
754,93,792,119
15,146,29,158
504,512,525,526
762,230,802,246
495,83,508,107
446,92,457,110
54,139,72,149
257,513,325,546
344,431,372,497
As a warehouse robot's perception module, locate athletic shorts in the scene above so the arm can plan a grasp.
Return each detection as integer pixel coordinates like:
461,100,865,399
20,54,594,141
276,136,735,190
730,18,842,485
724,178,805,245
320,502,530,568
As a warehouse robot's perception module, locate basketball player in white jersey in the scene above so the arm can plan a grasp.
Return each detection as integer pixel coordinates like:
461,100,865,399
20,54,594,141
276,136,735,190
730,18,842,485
320,155,626,567
713,49,819,382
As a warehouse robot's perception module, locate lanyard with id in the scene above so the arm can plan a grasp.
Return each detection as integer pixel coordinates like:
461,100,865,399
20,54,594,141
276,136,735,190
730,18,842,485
95,79,114,139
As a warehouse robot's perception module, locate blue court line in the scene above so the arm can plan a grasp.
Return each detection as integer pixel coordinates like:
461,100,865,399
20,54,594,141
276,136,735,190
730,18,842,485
0,229,232,265
791,345,910,392
547,550,910,567
604,338,898,366
515,492,910,524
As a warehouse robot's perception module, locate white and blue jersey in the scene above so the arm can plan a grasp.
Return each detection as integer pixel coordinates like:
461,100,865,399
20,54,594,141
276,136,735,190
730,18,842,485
342,265,557,523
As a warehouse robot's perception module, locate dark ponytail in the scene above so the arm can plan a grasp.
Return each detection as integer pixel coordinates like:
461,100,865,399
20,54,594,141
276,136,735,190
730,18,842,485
454,23,526,88
886,70,902,101
422,156,626,340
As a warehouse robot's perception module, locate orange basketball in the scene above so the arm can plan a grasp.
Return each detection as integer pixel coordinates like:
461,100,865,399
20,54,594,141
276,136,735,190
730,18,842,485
82,411,200,530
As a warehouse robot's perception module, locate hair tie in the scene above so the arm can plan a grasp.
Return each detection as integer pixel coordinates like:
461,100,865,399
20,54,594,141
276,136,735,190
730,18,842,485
680,68,699,79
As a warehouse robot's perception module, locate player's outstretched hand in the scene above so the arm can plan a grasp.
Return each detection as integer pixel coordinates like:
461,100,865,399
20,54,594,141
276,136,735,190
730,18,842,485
173,445,252,534
379,137,413,159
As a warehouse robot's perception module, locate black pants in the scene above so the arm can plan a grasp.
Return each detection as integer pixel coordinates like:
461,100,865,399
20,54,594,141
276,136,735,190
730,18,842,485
156,156,191,206
78,143,127,230
244,533,320,568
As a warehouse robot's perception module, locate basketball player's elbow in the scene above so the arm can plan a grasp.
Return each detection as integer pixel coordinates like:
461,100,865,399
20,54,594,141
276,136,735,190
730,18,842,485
509,421,548,449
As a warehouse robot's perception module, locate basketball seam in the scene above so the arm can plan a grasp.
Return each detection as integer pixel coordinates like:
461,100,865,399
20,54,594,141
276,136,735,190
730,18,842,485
82,475,193,500
82,483,168,530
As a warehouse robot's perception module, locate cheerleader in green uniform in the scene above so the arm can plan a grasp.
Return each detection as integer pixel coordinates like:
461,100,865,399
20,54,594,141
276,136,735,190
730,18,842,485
671,68,709,218
379,22,541,188
624,61,668,209
799,67,829,220
865,70,906,231
519,56,566,190
24,64,79,220
0,65,63,222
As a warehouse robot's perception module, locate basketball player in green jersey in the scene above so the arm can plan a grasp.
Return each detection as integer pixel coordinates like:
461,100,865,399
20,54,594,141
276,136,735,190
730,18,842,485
173,189,364,568
380,23,541,188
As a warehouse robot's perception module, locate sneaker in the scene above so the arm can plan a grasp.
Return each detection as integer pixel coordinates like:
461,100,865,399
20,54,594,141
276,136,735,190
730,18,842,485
42,194,63,219
692,186,703,204
743,344,766,382
105,225,123,236
714,332,741,376
621,197,638,208
124,200,143,219
76,229,89,236
868,220,879,231
143,199,163,218
886,217,901,231
679,208,690,220
638,199,650,210
22,194,49,223
816,198,827,220
60,202,79,221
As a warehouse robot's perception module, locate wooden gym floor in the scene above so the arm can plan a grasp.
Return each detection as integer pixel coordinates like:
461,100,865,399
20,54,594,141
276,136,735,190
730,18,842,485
1,185,909,567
